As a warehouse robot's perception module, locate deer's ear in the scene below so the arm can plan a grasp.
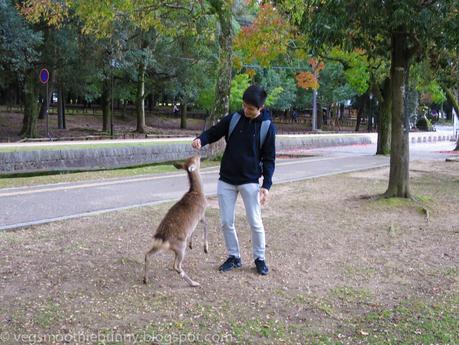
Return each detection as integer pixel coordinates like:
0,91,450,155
174,162,184,169
188,164,196,172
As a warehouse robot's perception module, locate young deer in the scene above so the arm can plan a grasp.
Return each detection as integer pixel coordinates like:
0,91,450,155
143,155,208,287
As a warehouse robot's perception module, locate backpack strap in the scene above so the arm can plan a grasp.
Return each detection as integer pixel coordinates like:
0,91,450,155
260,119,271,149
228,112,241,139
228,111,271,149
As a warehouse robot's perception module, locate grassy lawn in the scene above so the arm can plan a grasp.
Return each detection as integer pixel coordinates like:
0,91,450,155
0,160,220,189
0,161,457,344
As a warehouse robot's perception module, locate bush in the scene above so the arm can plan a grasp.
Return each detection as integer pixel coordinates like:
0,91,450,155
416,116,433,131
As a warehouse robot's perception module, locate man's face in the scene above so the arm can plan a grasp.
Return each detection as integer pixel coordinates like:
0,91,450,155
243,102,262,119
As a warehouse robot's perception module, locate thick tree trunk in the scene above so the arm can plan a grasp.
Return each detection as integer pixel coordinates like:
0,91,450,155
136,63,146,133
101,78,111,133
385,32,411,198
20,70,39,138
376,78,392,155
208,2,233,127
180,102,187,129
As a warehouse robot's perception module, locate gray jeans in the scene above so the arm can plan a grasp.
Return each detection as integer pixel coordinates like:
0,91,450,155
217,180,265,260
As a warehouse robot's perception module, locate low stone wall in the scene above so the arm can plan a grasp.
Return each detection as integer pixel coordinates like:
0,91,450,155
276,135,372,151
0,133,431,175
0,143,213,175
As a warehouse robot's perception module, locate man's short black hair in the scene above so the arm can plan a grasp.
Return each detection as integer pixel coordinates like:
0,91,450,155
243,85,267,109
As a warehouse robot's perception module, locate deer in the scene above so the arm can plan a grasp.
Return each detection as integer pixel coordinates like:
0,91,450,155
143,155,208,287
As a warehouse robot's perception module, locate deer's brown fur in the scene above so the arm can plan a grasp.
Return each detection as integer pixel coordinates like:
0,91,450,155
143,156,208,287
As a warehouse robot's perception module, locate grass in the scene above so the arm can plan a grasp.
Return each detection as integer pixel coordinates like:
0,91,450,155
0,161,458,344
371,195,434,219
230,318,287,340
372,196,430,208
0,160,220,189
351,296,459,344
329,286,374,304
34,301,62,328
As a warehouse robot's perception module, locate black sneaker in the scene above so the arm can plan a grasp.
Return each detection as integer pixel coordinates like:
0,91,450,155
255,258,269,275
219,256,242,272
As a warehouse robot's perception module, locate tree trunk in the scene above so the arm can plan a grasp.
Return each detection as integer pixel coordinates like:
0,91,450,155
367,96,373,132
339,103,345,121
147,94,154,112
122,100,127,119
442,87,459,150
136,63,146,133
58,84,66,129
355,94,366,132
180,102,187,129
208,2,233,127
101,78,111,132
376,78,392,155
385,32,411,198
16,81,21,106
20,70,39,138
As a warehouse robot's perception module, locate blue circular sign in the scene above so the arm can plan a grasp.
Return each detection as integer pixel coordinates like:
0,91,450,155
39,68,49,84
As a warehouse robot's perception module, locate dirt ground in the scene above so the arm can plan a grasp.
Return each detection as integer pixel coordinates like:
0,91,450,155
0,110,359,143
0,161,458,344
0,111,205,142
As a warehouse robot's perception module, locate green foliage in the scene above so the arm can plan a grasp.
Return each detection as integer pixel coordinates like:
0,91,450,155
197,88,215,113
265,87,283,108
328,48,370,95
0,0,43,73
318,62,357,105
295,88,313,110
411,62,447,105
258,69,295,110
230,73,251,112
419,81,447,105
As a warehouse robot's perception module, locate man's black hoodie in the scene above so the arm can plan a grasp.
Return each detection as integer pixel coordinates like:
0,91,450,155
198,109,276,190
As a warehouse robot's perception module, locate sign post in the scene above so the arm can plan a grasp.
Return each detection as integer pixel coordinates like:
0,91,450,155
39,68,50,138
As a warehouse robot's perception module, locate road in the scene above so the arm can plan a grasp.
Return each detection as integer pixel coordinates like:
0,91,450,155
0,140,456,231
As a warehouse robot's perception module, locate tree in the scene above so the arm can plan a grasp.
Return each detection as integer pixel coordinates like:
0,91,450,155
428,44,459,150
206,0,235,125
0,0,43,137
20,0,204,134
233,3,292,68
296,58,324,129
258,69,296,112
283,0,459,198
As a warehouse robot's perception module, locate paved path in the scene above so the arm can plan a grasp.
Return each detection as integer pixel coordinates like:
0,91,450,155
0,141,456,231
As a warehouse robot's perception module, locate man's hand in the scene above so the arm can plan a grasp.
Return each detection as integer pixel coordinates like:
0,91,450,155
192,138,201,150
260,188,269,206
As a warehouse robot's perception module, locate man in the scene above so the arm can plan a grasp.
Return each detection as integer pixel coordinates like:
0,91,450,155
192,85,275,275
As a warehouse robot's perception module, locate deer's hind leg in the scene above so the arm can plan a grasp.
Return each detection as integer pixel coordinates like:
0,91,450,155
188,234,193,250
143,246,160,285
200,215,208,254
172,242,200,287
173,252,179,271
